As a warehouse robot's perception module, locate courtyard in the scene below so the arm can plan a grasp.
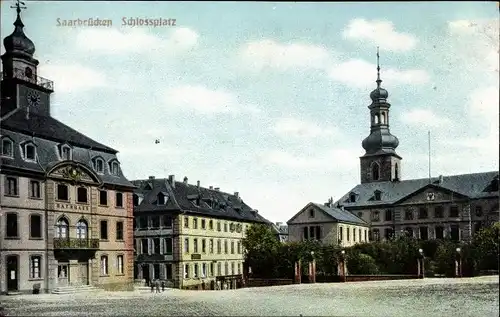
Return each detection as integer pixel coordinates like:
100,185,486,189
1,276,498,317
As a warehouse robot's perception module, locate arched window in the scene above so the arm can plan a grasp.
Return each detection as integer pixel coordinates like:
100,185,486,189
76,219,88,239
374,114,379,124
372,163,380,181
25,67,33,79
55,217,69,238
381,112,386,124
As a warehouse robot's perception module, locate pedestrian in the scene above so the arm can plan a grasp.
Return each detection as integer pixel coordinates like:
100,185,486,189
155,279,161,293
150,279,154,293
161,280,165,292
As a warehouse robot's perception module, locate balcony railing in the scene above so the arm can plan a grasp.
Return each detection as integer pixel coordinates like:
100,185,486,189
1,68,54,91
53,237,99,249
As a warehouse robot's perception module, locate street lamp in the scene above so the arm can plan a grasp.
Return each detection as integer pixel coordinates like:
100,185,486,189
309,251,316,283
455,247,462,278
418,248,425,278
339,250,346,282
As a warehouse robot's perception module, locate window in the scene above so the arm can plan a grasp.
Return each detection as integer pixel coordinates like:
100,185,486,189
29,180,41,198
450,225,460,241
162,216,172,228
238,263,241,275
210,263,214,277
224,223,228,232
166,264,173,280
100,220,108,240
30,214,42,238
359,228,362,241
405,227,413,237
209,239,214,253
100,255,108,275
193,218,198,229
434,206,444,218
94,158,104,173
347,227,350,241
55,217,69,238
404,209,414,220
57,184,69,201
193,238,198,253
141,239,148,254
193,264,198,278
25,144,36,161
25,67,33,78
77,187,88,203
374,191,381,201
385,210,392,221
153,238,160,254
138,216,147,230
353,228,357,241
184,217,189,228
224,240,228,254
435,226,444,239
6,213,19,237
117,255,124,275
202,263,207,277
372,163,380,181
116,221,124,240
184,238,189,253
61,146,71,160
1,138,13,157
237,241,241,254
99,190,108,205
217,222,221,231
449,206,459,218
201,219,206,229
364,229,368,241
115,192,123,207
202,239,206,253
76,219,87,239
339,227,343,241
6,177,18,196
418,207,428,219
303,227,309,240
419,227,428,240
133,194,139,206
217,240,221,254
384,228,393,240
231,241,235,254
157,193,166,205
164,238,173,255
209,220,213,230
350,193,356,203
372,211,380,222
110,161,120,175
475,206,483,217
184,264,189,278
309,209,315,218
217,263,222,276
224,262,229,276
30,256,42,279
151,216,160,229
372,229,380,241
231,262,235,275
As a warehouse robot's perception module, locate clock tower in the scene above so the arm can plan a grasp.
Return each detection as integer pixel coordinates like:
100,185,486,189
1,1,54,118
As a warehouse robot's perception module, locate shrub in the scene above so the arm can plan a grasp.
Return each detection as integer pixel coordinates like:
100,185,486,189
347,252,379,275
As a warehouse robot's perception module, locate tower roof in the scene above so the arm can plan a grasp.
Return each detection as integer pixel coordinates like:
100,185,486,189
2,1,36,59
369,47,389,103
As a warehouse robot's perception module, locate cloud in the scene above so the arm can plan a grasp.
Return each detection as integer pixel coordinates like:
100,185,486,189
343,18,418,52
272,118,337,138
162,85,261,115
260,148,359,171
74,27,199,55
239,39,331,71
38,64,107,93
328,59,429,88
400,109,452,128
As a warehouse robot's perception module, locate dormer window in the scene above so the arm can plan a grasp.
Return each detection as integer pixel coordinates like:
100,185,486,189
157,192,168,205
349,193,356,203
133,194,139,206
110,161,120,176
1,137,14,158
374,190,382,201
92,157,104,174
23,142,37,162
60,145,72,160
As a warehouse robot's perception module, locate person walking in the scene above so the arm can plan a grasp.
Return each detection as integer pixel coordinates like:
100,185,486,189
161,280,165,292
155,279,161,293
150,279,155,293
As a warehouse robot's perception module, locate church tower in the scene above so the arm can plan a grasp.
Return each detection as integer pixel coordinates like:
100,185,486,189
1,0,54,117
359,48,402,183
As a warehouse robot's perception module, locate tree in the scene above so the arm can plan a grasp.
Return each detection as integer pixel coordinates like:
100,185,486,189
242,224,281,278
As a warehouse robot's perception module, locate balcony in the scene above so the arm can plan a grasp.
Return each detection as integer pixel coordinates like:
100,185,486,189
1,68,54,91
53,238,99,250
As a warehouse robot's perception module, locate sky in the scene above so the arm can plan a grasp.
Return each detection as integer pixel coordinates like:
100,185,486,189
1,1,498,224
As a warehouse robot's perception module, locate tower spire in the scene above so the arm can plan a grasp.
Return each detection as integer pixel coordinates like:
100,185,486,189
376,46,382,88
11,0,27,27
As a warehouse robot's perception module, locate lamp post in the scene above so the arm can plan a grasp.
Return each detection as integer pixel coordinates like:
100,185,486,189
418,248,425,278
339,250,346,282
455,247,462,278
310,251,316,283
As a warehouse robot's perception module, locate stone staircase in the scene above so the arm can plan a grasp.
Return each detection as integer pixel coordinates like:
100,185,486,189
52,285,100,295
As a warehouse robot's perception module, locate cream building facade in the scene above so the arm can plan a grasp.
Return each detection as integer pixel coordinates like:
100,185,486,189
0,6,135,294
132,176,272,289
287,201,369,247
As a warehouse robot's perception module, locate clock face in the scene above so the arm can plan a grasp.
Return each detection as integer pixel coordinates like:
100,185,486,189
26,90,41,107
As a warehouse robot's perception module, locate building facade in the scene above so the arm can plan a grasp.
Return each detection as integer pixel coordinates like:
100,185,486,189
132,176,272,289
333,53,499,242
287,200,369,247
0,6,135,294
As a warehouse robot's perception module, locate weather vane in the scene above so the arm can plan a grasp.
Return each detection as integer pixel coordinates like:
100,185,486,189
11,0,27,14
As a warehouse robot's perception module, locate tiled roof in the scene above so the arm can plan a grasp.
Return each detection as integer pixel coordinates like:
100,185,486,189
132,178,272,224
336,171,499,208
312,203,368,226
2,110,116,153
1,110,134,188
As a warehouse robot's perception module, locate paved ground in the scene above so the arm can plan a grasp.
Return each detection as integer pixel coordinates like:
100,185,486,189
1,276,498,316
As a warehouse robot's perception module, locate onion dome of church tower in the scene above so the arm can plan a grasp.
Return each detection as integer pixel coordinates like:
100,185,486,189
3,2,35,57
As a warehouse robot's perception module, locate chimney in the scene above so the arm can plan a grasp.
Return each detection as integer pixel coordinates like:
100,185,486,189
168,175,175,188
197,180,200,188
148,176,155,180
214,187,220,191
438,175,443,184
234,192,239,198
209,186,213,190
183,176,188,184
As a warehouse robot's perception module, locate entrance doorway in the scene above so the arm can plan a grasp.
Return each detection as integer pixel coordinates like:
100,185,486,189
78,261,89,285
143,264,150,285
57,263,69,286
6,255,19,291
